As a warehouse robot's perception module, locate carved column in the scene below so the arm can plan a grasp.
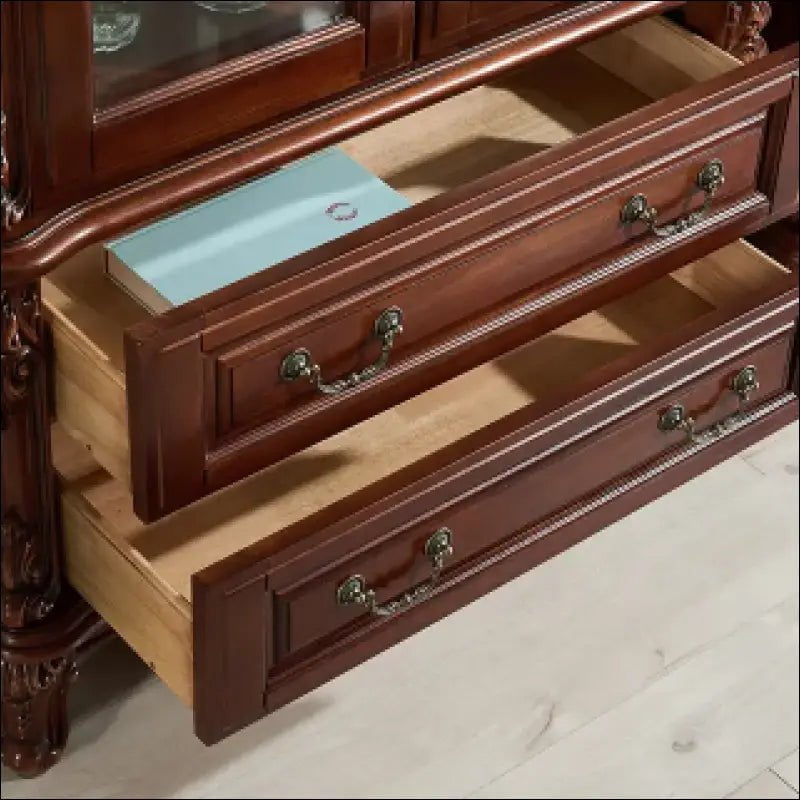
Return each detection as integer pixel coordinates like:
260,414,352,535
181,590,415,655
1,283,65,776
682,2,772,62
1,286,59,625
1,284,104,777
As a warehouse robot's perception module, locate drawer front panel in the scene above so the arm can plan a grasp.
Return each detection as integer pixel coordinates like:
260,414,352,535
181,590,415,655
222,124,763,433
126,41,799,522
264,392,798,720
192,283,798,744
274,331,792,660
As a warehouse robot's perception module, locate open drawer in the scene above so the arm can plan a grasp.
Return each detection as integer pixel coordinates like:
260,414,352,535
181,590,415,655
43,17,799,521
58,239,798,746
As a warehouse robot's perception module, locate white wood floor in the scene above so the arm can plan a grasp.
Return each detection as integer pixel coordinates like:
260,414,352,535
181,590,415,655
3,423,798,800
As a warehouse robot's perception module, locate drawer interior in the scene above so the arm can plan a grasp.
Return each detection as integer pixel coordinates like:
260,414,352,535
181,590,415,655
57,239,791,708
340,17,741,204
43,17,744,489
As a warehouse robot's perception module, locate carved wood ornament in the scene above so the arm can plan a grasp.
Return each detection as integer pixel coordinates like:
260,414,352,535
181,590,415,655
0,284,104,776
0,656,75,774
683,1,773,63
0,286,58,626
725,1,772,61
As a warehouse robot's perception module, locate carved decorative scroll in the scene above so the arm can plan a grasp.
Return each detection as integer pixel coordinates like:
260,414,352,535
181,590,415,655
726,1,772,62
1,281,107,776
1,285,60,628
1,598,106,776
0,655,75,775
1,109,28,230
683,2,772,63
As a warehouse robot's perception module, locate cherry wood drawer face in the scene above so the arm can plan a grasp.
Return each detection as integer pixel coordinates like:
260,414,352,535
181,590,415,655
44,18,799,522
275,327,794,662
222,125,763,434
57,241,798,748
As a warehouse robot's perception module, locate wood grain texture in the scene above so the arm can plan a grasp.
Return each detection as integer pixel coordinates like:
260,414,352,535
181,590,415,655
357,0,415,75
54,424,192,706
61,494,192,707
225,129,762,431
0,1,682,270
69,254,771,600
76,18,795,521
579,13,742,94
193,240,796,741
273,334,793,664
54,240,797,742
5,0,799,780
415,1,569,58
2,425,796,798
0,281,105,777
47,239,789,530
474,596,798,798
93,21,366,176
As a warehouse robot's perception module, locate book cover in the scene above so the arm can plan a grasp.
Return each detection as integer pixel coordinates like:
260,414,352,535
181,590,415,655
105,148,411,313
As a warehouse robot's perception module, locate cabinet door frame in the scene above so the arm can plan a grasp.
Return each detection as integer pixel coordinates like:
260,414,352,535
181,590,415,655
2,1,681,256
415,0,571,58
12,1,415,208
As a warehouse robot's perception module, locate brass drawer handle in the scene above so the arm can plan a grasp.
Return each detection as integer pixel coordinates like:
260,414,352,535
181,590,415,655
336,528,454,618
658,365,759,444
280,307,403,396
621,160,725,238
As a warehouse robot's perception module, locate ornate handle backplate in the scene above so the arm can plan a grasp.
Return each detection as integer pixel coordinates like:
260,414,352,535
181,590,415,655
280,307,403,396
336,527,454,618
658,365,760,445
620,160,725,238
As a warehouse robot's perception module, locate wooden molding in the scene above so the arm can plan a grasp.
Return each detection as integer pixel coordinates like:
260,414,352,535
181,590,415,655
0,1,681,279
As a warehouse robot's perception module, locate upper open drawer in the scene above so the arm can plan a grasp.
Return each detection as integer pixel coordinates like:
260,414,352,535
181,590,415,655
43,17,799,522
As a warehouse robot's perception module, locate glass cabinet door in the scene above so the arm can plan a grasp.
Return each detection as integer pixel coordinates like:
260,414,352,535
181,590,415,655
92,1,348,109
86,0,378,176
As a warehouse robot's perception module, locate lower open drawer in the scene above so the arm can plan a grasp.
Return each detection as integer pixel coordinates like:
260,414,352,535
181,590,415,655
57,240,798,745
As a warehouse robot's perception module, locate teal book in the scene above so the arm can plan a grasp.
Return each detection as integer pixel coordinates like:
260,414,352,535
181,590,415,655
105,148,410,313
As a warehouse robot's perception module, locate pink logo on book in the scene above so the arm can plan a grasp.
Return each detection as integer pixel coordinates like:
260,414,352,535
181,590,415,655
325,202,358,221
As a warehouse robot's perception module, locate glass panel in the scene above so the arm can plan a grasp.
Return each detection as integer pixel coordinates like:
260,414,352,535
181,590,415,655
92,1,348,109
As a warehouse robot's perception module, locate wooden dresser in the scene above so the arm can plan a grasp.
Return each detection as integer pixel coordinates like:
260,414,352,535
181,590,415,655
1,0,797,777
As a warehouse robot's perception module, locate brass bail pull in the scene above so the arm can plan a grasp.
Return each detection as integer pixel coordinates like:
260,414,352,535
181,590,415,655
336,528,454,618
658,365,760,445
280,307,404,396
621,160,725,238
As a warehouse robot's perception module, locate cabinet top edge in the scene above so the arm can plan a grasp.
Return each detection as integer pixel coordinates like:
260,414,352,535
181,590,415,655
0,1,681,283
